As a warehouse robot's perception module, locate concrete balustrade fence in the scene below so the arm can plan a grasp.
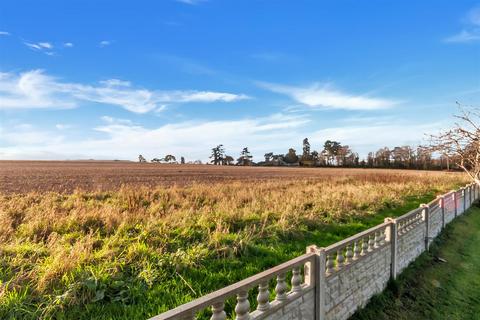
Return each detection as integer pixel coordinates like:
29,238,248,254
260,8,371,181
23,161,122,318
151,182,479,320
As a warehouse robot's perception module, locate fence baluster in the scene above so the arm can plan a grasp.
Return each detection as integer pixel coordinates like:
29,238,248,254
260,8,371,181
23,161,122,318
275,274,288,301
353,240,361,259
374,231,380,248
336,249,345,269
256,282,270,311
235,291,250,320
361,237,369,255
211,301,226,320
345,244,354,263
326,252,335,273
368,234,375,251
291,267,303,293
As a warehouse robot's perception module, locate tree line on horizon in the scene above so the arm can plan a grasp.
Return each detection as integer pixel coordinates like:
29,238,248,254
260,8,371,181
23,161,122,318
138,137,454,170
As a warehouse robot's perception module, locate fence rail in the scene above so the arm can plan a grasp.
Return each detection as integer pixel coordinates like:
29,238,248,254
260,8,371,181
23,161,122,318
150,182,478,320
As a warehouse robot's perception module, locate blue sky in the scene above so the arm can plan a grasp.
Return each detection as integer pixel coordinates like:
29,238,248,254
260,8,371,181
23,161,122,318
0,0,479,161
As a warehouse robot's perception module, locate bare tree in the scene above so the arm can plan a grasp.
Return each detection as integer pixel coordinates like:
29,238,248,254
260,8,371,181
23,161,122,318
429,104,480,184
138,154,147,163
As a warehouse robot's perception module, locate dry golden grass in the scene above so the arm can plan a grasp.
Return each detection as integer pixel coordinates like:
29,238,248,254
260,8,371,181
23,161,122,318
0,166,469,319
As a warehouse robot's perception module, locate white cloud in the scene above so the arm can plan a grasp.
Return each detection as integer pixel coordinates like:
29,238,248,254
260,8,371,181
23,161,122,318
444,29,480,43
55,124,73,130
259,82,399,110
0,70,76,109
444,6,480,43
0,114,450,161
24,42,42,50
63,42,74,47
24,41,55,55
0,69,249,113
99,40,111,47
0,31,10,36
168,91,249,103
309,121,447,157
100,116,133,125
100,79,131,87
176,0,207,5
0,113,309,160
38,42,53,49
0,123,64,146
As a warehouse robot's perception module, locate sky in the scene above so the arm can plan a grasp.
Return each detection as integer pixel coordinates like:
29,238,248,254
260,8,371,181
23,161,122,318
0,0,479,162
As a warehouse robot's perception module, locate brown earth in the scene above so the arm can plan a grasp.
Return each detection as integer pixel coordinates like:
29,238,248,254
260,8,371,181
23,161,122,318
0,160,462,194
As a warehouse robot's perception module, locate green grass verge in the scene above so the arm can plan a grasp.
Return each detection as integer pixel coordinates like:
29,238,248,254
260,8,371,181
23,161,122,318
351,204,480,320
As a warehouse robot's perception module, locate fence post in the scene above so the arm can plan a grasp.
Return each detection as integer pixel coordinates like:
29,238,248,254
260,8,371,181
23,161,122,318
421,204,430,250
464,187,467,209
438,195,445,229
468,184,472,208
469,185,473,207
318,248,326,320
463,188,467,214
384,218,397,279
307,245,325,320
453,191,458,218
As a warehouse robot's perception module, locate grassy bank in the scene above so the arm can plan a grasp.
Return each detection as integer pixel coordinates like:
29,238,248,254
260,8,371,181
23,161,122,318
352,205,480,320
0,171,467,319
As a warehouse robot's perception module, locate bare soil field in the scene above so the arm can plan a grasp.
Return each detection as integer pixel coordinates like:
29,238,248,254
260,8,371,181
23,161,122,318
0,160,463,194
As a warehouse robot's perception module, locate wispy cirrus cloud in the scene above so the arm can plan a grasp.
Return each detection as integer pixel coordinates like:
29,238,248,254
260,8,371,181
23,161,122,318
444,6,480,43
258,81,400,110
63,42,74,48
444,30,480,43
0,69,249,113
0,70,75,109
0,31,10,36
23,41,55,55
99,40,112,47
175,0,207,5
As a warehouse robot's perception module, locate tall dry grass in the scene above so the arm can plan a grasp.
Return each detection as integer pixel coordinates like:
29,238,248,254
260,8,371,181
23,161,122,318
0,170,468,319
